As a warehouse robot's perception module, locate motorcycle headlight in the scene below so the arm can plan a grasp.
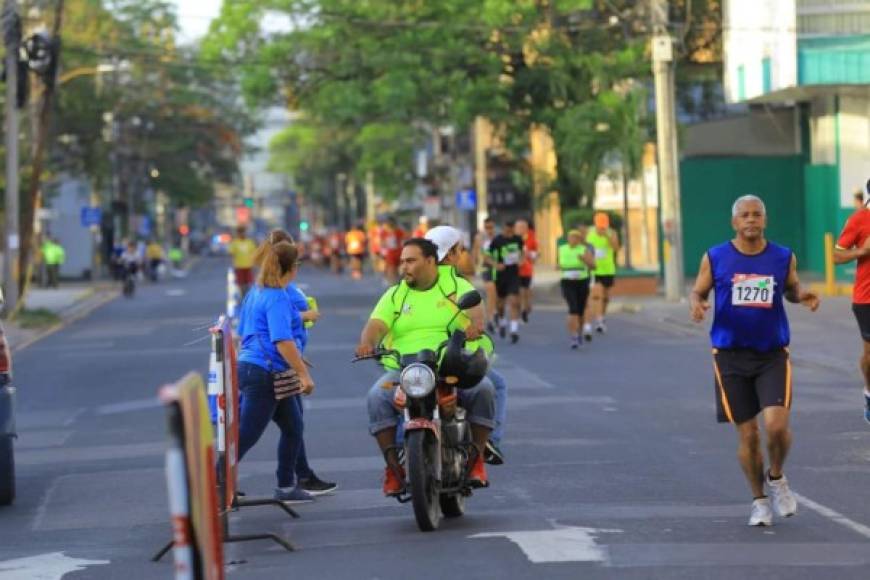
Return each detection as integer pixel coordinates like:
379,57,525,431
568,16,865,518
400,363,437,398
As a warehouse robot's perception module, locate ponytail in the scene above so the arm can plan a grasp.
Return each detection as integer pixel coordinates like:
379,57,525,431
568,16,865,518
254,229,295,267
257,241,298,287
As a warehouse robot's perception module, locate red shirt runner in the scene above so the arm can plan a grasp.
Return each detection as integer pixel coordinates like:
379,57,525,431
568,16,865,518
837,209,870,303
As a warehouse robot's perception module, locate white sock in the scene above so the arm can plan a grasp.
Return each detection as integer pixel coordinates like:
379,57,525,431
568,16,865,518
510,320,519,333
499,317,508,328
583,323,592,332
864,388,870,398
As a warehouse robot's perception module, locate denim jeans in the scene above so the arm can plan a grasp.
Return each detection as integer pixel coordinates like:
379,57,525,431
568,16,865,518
292,395,313,480
237,362,304,488
489,368,508,445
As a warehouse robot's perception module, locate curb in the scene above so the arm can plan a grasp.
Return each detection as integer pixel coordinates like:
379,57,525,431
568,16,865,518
10,288,121,354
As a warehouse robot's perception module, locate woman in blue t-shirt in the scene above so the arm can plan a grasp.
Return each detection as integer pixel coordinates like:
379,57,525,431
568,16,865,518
237,241,316,503
263,229,336,494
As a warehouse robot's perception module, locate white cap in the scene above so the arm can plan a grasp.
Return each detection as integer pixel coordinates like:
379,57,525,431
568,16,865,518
425,225,463,262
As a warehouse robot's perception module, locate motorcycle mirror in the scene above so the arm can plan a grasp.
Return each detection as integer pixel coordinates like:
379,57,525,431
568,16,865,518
457,291,481,311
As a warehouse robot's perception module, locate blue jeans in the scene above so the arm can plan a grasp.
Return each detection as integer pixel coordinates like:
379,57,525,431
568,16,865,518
489,368,507,445
237,362,304,488
293,395,313,480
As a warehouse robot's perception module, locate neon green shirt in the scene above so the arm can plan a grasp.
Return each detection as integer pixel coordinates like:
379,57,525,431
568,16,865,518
370,267,492,369
586,229,617,276
558,243,590,280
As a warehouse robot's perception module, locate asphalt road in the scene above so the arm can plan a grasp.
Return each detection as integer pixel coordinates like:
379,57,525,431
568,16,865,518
1,257,869,579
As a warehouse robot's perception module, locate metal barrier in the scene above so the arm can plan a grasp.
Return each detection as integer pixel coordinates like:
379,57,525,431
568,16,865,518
153,317,297,564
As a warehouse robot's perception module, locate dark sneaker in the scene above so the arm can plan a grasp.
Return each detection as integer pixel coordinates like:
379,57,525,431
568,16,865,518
274,486,315,504
510,333,519,344
570,339,579,350
864,392,870,424
521,310,529,323
499,326,506,339
484,440,505,465
468,455,489,488
299,473,338,496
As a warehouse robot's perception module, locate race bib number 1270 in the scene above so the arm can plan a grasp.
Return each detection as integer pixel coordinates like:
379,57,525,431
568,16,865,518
731,274,775,308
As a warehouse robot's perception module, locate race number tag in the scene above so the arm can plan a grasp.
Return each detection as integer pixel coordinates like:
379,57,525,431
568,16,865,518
503,250,520,266
731,274,775,308
594,248,607,259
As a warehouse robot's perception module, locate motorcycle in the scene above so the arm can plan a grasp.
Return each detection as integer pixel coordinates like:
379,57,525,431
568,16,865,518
354,291,490,531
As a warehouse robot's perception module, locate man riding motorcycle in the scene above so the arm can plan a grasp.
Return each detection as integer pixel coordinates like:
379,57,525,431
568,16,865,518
355,238,496,496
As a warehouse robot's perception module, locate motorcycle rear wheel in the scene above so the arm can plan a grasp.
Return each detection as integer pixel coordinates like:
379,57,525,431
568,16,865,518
407,430,440,531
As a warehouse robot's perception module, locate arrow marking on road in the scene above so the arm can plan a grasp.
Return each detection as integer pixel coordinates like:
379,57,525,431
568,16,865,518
471,525,621,564
0,552,109,579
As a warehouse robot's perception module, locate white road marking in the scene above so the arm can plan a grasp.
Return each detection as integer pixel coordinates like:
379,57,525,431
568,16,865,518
0,552,108,579
793,492,870,539
96,397,161,415
471,525,621,564
165,288,187,296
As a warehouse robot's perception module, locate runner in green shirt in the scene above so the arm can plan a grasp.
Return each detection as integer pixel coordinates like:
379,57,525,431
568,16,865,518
356,238,496,495
584,212,620,337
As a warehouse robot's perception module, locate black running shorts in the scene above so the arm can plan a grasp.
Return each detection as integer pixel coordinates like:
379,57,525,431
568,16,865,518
496,272,521,298
520,275,532,289
595,275,615,289
851,303,870,342
560,279,590,315
712,348,791,424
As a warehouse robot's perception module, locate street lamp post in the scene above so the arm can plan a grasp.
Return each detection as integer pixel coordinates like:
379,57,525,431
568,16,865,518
2,0,21,315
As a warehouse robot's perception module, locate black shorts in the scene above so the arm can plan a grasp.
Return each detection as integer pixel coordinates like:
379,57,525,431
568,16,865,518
595,275,615,289
712,348,791,424
496,272,521,298
520,276,532,289
560,279,590,315
851,303,870,342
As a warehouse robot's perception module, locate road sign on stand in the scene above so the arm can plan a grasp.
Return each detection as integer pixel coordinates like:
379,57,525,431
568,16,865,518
80,207,102,228
455,189,477,211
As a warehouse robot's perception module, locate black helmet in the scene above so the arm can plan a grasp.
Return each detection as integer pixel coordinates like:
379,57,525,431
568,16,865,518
439,330,489,389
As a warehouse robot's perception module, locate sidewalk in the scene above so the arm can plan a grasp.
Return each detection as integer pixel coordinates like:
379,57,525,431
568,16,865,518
610,293,863,380
3,281,121,352
528,266,862,378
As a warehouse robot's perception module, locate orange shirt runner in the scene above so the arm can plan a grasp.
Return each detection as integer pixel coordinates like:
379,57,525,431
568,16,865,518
838,209,870,304
519,230,539,279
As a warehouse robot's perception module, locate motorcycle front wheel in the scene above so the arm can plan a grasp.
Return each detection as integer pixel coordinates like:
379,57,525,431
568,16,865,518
439,493,465,518
407,429,440,531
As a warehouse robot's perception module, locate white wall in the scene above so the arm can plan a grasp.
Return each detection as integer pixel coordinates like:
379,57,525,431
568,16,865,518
838,95,870,207
723,0,797,103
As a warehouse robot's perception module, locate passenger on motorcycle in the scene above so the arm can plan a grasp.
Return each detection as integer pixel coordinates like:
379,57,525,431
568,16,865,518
355,238,496,496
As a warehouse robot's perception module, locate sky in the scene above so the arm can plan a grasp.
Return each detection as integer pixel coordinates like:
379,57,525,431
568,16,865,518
171,0,223,43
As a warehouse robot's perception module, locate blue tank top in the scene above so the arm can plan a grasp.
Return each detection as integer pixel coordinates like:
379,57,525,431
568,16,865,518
708,241,792,351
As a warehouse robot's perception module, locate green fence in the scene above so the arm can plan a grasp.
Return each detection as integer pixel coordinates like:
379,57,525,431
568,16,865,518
680,156,807,277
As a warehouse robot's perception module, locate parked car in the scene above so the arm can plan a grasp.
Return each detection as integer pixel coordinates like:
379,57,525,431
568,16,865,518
0,288,15,505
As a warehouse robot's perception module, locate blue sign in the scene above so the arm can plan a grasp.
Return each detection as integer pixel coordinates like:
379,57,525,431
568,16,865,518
455,189,477,211
80,206,102,227
137,216,152,237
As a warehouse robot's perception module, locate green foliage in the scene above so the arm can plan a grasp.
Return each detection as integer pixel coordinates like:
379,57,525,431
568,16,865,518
203,0,653,209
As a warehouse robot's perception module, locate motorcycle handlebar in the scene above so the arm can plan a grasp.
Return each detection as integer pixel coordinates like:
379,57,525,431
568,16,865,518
351,348,400,363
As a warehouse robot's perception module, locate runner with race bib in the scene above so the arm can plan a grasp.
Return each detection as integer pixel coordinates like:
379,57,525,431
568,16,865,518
689,195,819,527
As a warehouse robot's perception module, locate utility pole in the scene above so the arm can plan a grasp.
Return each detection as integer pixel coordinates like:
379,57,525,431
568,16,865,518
2,0,20,314
651,0,685,300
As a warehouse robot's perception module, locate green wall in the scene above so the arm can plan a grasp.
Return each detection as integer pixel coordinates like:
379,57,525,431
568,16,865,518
680,156,806,277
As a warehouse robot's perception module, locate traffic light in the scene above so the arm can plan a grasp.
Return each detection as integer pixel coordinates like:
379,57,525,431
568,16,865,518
243,197,254,209
299,220,309,232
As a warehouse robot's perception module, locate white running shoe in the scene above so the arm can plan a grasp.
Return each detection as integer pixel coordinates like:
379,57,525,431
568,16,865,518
748,497,773,526
766,472,798,517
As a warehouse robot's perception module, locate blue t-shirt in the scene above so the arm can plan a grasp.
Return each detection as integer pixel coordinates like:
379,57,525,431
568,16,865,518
709,241,792,352
286,283,309,352
238,286,299,371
